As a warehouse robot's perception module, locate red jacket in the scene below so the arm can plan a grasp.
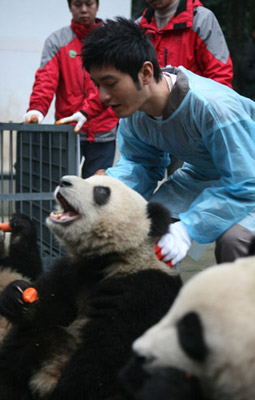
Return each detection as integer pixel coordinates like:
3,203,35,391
139,0,233,88
28,20,118,142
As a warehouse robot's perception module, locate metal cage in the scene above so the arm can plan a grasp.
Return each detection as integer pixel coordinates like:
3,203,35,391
0,122,79,265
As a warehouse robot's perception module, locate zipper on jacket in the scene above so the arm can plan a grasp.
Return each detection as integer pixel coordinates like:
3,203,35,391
82,69,86,97
164,49,168,67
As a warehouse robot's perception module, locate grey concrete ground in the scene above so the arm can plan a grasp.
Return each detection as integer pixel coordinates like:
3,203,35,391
180,243,216,282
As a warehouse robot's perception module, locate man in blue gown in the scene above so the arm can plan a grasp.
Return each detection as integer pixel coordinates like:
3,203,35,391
82,17,255,267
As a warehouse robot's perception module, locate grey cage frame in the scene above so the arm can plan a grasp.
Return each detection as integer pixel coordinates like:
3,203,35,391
0,122,80,266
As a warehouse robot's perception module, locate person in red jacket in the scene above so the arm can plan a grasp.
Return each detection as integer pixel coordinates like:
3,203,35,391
139,0,233,88
23,0,118,178
138,0,233,175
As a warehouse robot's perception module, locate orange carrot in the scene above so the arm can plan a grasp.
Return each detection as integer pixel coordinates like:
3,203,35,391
0,222,11,232
22,287,39,303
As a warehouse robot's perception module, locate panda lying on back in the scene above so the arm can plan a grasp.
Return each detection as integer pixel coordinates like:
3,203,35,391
120,238,255,400
0,175,182,400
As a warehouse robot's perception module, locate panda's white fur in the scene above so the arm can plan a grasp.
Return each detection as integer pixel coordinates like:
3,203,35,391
132,255,255,399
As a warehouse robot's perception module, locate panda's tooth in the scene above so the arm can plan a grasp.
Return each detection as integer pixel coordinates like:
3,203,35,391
50,211,62,220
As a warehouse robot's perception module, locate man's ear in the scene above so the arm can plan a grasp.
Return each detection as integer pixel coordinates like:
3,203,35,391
140,61,154,85
147,202,172,238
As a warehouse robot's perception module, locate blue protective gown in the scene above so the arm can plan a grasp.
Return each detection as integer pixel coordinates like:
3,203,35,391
107,66,255,244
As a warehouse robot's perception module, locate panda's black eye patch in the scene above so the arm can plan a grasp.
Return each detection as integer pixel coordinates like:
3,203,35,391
177,311,208,362
93,186,111,206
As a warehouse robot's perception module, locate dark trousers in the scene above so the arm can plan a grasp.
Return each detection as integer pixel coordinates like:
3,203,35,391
80,140,116,179
215,224,254,263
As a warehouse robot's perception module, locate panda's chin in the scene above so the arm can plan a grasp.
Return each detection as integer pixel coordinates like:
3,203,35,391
49,211,80,225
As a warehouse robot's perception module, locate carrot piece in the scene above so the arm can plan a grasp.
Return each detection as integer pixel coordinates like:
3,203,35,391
22,287,39,303
0,222,11,232
28,115,39,124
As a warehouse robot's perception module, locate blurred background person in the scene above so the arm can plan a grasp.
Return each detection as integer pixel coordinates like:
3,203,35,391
138,0,233,87
239,27,255,101
23,0,118,178
137,0,233,175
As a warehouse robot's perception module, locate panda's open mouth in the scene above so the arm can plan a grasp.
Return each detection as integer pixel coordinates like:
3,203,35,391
49,192,80,224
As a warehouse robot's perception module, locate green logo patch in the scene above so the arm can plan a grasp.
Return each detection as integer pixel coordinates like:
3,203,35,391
69,50,77,58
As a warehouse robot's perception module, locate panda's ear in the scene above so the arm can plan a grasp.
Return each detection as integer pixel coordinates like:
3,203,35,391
146,202,172,238
177,312,208,362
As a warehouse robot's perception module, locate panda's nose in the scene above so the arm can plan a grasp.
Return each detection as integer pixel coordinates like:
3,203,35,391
59,177,73,187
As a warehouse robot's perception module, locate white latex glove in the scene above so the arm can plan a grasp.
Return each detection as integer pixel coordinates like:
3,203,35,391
56,111,87,132
156,221,191,266
23,110,44,124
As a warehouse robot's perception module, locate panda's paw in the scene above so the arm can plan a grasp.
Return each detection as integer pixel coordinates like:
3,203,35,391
0,279,34,323
119,358,204,400
134,367,204,400
7,214,42,280
10,213,37,243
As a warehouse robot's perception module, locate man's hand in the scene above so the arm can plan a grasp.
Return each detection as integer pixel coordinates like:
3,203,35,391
94,169,107,175
56,111,87,132
23,110,44,124
155,221,191,266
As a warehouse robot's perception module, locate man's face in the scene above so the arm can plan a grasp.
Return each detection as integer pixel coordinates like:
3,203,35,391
90,66,148,118
70,0,98,27
146,0,175,10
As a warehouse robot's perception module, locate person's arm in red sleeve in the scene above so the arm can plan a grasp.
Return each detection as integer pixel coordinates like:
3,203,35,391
194,7,233,88
27,34,61,116
79,71,108,119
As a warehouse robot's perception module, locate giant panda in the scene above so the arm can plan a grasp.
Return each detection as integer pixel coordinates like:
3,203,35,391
0,213,42,340
120,248,255,400
0,175,182,400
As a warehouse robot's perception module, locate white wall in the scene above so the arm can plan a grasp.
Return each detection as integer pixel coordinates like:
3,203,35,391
0,0,131,124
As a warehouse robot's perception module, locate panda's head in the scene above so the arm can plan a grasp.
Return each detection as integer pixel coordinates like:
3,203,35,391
47,175,171,258
127,256,255,400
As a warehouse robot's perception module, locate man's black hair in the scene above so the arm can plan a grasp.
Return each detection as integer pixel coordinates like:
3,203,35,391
82,17,162,85
68,0,99,8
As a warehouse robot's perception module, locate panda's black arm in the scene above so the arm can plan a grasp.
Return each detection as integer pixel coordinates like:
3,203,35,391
8,213,43,280
0,254,122,327
49,270,182,400
0,257,85,326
